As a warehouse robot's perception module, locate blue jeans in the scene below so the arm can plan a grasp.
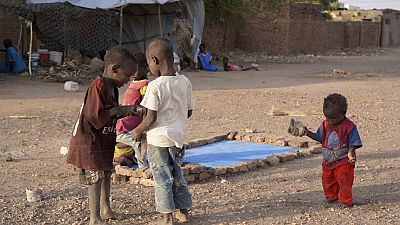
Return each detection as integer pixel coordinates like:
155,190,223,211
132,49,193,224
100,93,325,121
147,145,192,213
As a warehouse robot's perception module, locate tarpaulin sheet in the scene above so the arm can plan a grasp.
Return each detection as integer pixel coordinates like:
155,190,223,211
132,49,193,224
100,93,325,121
183,141,299,167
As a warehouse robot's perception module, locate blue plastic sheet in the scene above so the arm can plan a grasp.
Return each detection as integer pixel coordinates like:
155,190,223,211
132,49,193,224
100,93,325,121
183,140,299,167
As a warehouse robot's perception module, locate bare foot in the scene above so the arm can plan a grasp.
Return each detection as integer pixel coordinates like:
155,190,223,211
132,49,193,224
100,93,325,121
149,213,174,225
100,210,124,220
89,218,110,225
175,209,189,223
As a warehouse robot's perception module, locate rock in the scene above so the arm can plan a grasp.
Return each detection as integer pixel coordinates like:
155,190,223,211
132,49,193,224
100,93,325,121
197,172,212,181
64,81,80,92
142,170,153,179
285,153,297,161
221,179,228,183
140,178,155,187
241,161,258,171
299,149,313,157
275,139,288,146
5,155,13,162
230,164,249,173
227,131,238,140
60,146,69,155
252,136,265,143
184,174,195,183
275,154,287,162
114,165,136,177
208,167,227,176
187,164,206,174
255,159,266,168
89,57,104,72
112,174,128,184
234,132,245,141
266,155,280,166
182,167,190,176
287,140,308,148
132,167,147,178
213,134,228,142
242,134,254,142
309,145,323,154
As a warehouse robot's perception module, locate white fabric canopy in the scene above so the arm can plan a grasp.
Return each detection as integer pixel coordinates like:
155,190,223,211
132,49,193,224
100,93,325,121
27,0,182,8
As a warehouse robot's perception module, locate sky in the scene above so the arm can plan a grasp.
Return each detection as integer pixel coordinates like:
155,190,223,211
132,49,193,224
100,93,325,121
343,0,400,10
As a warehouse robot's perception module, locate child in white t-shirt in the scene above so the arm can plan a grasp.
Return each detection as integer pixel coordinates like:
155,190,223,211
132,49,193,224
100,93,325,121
132,37,194,225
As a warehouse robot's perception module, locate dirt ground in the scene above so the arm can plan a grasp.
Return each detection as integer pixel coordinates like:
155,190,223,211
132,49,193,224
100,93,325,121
0,48,400,225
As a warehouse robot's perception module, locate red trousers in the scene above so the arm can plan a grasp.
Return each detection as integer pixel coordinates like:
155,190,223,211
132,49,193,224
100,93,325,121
322,164,354,206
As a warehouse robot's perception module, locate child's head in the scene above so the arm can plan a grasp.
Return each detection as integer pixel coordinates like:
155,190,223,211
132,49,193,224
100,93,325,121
104,46,138,87
199,43,206,53
323,93,348,125
133,52,148,80
3,39,12,49
146,37,174,76
222,57,229,65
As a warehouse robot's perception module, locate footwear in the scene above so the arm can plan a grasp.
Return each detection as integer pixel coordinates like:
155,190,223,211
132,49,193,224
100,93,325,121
323,199,338,204
175,209,189,223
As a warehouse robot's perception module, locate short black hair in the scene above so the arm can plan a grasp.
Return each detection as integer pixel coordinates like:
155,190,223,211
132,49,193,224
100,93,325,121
133,52,147,69
147,37,174,63
199,43,205,48
323,93,348,115
104,46,137,67
3,39,12,48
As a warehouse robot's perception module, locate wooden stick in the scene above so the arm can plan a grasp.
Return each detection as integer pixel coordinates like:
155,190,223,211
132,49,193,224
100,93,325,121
158,5,163,37
28,21,33,75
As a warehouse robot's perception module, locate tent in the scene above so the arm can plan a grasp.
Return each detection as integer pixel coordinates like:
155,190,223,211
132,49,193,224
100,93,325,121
0,0,204,73
26,0,205,55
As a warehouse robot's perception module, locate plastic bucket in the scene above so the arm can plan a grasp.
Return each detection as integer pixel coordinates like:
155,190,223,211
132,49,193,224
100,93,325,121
38,49,49,63
49,51,63,65
31,53,39,68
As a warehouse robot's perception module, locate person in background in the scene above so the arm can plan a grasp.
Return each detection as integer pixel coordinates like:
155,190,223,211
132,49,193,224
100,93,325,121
0,39,26,74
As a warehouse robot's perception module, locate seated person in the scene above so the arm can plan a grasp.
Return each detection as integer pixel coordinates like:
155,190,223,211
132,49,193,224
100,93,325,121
114,52,149,168
0,39,26,74
223,57,258,71
197,43,219,72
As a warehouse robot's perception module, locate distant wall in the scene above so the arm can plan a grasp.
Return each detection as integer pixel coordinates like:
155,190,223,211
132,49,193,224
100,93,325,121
202,0,383,55
381,10,400,47
0,0,24,47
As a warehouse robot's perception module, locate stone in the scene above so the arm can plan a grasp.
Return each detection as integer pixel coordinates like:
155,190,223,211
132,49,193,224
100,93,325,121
299,149,313,157
242,134,254,142
187,139,208,148
285,153,296,161
198,172,212,181
227,131,238,140
182,167,190,175
266,155,280,166
140,178,155,187
188,164,206,174
132,167,147,178
309,145,323,154
184,174,196,183
115,165,136,177
252,136,265,143
241,161,258,171
256,159,266,168
275,154,287,162
208,167,227,176
244,128,257,133
231,164,249,173
275,139,288,146
112,174,128,184
129,177,141,185
142,170,153,179
287,140,309,148
264,137,275,144
59,146,68,155
213,134,228,141
234,132,245,141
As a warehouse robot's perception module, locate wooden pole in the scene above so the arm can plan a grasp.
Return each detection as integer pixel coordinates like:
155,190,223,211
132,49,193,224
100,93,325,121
158,5,162,37
119,6,124,46
28,21,33,75
17,19,23,51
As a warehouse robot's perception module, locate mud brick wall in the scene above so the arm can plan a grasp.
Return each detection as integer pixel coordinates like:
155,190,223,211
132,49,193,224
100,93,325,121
381,10,400,47
360,22,380,47
234,0,291,55
0,0,24,46
287,2,326,54
326,21,345,49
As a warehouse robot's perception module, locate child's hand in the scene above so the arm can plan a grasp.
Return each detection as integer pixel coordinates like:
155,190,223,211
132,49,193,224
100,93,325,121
132,129,142,142
348,149,356,165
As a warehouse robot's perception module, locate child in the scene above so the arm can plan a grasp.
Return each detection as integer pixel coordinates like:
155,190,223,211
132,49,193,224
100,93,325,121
114,52,149,168
132,37,194,225
197,43,219,72
222,57,258,71
67,46,145,225
0,39,26,74
290,93,362,207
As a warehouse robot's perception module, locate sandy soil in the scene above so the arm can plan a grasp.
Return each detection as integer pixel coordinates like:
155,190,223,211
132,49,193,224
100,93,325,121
0,48,400,225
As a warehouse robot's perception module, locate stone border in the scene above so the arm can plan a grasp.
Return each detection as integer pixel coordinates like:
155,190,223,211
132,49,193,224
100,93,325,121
113,131,322,186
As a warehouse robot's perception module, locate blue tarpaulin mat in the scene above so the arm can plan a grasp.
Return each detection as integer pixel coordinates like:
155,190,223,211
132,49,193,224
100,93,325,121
183,140,299,167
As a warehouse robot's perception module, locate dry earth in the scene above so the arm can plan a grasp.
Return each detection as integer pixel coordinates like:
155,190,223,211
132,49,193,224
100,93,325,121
0,48,400,225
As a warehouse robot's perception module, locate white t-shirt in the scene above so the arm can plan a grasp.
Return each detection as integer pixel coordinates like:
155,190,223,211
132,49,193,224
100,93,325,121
141,73,195,148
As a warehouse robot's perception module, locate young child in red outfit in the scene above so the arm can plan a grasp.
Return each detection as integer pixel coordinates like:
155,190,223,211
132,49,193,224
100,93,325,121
290,93,362,207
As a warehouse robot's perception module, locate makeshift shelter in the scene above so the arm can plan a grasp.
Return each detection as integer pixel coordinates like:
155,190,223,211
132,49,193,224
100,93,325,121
0,0,204,73
26,0,205,55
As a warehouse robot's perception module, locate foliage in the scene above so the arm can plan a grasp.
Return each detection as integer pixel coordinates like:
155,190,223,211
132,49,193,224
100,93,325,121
296,0,339,11
204,0,247,22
